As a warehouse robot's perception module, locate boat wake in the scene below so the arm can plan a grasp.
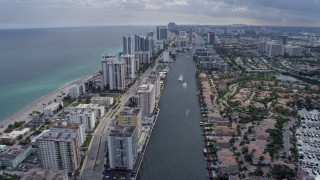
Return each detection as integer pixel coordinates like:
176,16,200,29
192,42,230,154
186,109,191,118
183,82,187,88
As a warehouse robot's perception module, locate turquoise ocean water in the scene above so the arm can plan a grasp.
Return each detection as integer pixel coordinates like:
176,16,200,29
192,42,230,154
0,26,153,121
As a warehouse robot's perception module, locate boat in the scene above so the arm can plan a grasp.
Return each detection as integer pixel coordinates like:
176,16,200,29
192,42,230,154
178,75,183,82
183,82,187,87
203,148,207,154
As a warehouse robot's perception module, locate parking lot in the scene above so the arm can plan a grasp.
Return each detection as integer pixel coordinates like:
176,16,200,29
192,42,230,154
297,108,320,177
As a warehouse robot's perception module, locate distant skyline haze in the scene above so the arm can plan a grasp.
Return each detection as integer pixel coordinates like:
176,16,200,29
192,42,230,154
0,0,319,28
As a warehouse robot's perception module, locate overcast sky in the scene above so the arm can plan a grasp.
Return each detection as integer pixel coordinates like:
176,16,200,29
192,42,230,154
0,0,319,28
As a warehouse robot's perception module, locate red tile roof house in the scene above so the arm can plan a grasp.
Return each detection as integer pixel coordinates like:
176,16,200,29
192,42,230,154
254,119,276,141
213,126,235,136
310,85,320,91
217,150,239,175
247,140,271,165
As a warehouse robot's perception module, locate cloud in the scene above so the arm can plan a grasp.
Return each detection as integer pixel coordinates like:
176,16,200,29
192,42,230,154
0,0,319,28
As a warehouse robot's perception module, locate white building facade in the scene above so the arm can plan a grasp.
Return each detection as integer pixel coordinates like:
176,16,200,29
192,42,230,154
43,103,61,116
75,103,105,119
90,96,114,107
36,132,80,171
135,51,150,64
156,26,168,41
147,70,161,99
121,54,136,79
50,121,86,147
265,43,284,57
68,83,85,99
107,126,138,170
101,54,126,91
66,110,95,132
138,84,155,116
284,45,303,57
123,35,135,55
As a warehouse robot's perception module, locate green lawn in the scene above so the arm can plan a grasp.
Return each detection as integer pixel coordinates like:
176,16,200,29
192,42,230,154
82,135,92,148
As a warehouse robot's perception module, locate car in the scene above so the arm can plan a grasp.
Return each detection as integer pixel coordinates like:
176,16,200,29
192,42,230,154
313,170,318,175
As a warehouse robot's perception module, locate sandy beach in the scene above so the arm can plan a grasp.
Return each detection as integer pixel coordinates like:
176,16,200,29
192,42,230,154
0,73,97,133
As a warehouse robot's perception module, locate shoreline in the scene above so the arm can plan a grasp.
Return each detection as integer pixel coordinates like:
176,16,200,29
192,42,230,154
0,72,98,133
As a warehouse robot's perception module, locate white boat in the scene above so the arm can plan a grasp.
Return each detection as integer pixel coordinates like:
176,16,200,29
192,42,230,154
203,149,207,154
178,75,183,82
183,82,187,87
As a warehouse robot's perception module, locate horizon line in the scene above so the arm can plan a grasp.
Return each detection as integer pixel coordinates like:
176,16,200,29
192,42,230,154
1,23,320,30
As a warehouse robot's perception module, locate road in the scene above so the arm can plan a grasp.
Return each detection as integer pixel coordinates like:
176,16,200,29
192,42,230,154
283,117,296,154
80,56,161,180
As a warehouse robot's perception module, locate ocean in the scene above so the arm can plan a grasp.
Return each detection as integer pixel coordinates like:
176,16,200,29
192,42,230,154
0,26,154,121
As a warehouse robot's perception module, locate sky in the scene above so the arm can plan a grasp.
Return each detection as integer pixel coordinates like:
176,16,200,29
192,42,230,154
0,0,320,28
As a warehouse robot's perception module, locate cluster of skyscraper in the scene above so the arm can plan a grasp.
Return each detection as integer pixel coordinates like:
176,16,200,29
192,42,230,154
259,37,305,57
107,68,161,170
35,99,110,172
22,26,167,174
100,27,165,171
101,26,168,91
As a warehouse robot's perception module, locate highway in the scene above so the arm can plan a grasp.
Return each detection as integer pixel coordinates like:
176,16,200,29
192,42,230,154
80,56,161,180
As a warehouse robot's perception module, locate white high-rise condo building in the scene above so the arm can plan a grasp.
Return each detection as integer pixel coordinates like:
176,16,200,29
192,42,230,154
147,70,161,99
207,32,215,45
118,107,142,138
66,110,95,132
123,35,135,55
101,54,116,87
36,132,80,171
138,84,155,116
135,51,151,64
134,34,154,55
310,36,317,47
68,83,85,99
50,121,86,147
145,37,154,55
157,26,168,41
107,126,138,170
265,43,284,57
285,45,303,57
101,54,126,91
121,54,135,79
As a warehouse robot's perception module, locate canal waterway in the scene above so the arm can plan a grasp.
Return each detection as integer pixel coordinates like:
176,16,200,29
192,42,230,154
138,35,207,180
276,74,300,82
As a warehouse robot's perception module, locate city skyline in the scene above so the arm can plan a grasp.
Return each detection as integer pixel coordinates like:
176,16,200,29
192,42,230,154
1,0,320,29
